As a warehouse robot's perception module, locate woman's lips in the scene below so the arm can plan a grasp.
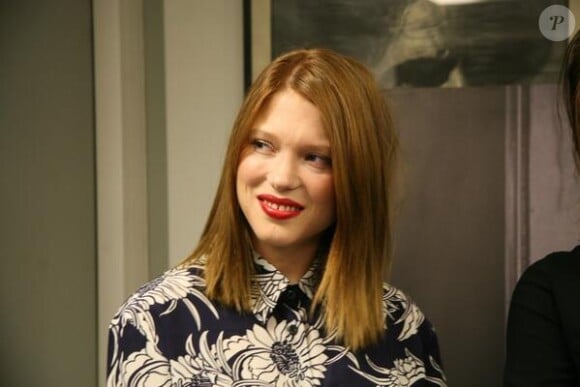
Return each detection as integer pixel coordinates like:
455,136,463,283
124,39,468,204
257,194,304,220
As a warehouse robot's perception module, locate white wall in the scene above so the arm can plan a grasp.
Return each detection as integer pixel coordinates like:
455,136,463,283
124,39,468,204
94,0,150,384
164,0,245,265
95,1,244,384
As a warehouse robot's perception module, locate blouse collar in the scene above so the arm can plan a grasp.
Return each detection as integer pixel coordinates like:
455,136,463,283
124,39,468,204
250,251,322,323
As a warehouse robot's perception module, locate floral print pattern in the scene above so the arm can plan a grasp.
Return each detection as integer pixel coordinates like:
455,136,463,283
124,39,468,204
107,256,446,386
223,317,327,386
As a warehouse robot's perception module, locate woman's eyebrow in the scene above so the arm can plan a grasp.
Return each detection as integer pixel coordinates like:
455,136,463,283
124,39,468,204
302,144,331,154
251,129,330,152
249,129,277,141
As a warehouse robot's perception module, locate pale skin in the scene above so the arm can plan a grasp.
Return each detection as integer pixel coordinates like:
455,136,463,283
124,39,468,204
236,89,336,283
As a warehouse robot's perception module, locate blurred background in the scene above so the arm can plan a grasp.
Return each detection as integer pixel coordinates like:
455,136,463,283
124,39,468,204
1,0,579,386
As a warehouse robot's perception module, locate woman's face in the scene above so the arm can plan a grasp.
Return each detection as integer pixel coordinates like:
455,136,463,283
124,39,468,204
236,89,336,259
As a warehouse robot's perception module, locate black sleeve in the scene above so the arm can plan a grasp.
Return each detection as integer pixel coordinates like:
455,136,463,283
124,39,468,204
504,256,576,386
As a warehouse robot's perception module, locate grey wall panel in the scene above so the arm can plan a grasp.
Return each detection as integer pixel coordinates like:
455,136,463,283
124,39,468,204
389,87,506,387
0,0,97,385
144,0,169,279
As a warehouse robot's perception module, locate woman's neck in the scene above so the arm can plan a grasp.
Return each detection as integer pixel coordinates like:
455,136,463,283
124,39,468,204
253,241,318,283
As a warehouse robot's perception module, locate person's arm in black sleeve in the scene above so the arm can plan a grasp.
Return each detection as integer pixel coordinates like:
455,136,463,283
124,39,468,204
504,258,576,386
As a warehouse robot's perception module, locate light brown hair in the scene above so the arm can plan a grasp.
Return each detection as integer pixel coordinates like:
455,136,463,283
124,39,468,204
182,48,399,350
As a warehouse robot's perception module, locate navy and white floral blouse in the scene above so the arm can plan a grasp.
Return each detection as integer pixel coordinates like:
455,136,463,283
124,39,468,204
107,254,447,386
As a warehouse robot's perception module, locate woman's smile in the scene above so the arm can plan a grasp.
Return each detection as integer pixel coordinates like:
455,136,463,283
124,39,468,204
258,194,304,219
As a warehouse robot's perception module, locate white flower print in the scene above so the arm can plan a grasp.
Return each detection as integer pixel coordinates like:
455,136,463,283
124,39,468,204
426,356,447,386
349,349,432,387
383,285,402,320
382,285,425,341
385,354,427,386
171,332,234,387
130,267,198,308
251,257,290,323
396,302,425,342
251,254,321,323
107,341,171,387
296,258,321,300
223,317,328,386
111,266,217,340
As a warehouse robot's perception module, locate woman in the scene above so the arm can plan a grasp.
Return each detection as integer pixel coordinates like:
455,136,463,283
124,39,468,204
504,32,580,386
107,48,446,386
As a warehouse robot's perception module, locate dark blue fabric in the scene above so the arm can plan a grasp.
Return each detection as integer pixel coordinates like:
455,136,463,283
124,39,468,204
107,257,446,386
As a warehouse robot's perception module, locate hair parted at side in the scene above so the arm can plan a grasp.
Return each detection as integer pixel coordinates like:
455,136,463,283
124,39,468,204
181,48,399,350
561,31,580,168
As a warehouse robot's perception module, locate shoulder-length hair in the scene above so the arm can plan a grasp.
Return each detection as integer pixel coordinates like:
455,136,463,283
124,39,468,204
561,31,580,167
182,48,399,350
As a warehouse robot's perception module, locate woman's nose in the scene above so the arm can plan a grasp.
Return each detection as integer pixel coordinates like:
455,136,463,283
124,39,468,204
268,153,300,191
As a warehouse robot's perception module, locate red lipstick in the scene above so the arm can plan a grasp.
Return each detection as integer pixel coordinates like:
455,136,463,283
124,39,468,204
257,194,304,220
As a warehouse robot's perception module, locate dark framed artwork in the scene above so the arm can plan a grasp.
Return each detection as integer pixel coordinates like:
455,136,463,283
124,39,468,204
244,0,569,89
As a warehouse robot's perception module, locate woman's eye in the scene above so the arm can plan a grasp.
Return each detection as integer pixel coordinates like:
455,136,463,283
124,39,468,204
251,139,274,154
305,153,332,169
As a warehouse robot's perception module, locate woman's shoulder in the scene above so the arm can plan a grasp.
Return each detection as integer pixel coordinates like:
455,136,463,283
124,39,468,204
378,282,445,382
520,245,580,283
381,282,433,342
110,264,207,325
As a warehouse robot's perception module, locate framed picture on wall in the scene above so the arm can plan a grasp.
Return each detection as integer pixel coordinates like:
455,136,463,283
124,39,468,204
245,0,569,89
